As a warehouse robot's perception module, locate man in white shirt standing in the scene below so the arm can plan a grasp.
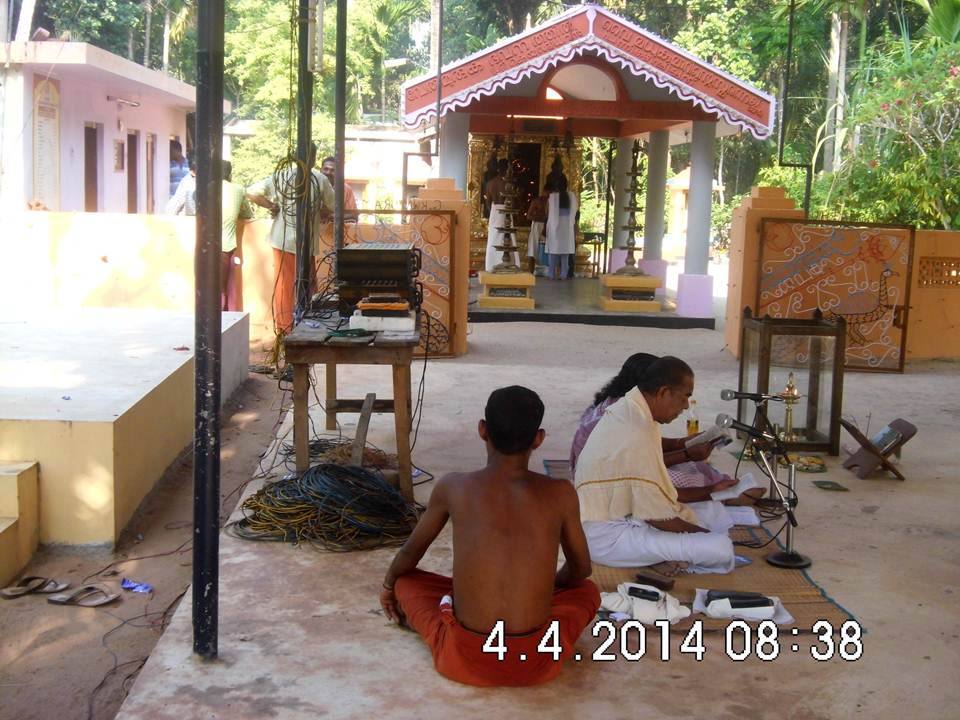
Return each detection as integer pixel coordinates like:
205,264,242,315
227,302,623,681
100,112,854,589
246,143,333,333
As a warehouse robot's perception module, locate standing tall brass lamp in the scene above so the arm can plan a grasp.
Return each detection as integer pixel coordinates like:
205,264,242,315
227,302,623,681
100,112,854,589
737,309,846,455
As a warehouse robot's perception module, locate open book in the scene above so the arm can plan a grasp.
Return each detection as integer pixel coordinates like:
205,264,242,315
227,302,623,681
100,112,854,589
685,424,733,449
711,472,761,502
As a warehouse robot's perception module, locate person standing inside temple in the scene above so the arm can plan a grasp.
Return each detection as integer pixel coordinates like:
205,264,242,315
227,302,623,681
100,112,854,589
525,183,549,274
544,174,578,280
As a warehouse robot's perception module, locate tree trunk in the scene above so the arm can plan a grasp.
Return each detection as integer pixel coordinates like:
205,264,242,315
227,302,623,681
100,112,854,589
380,59,386,123
823,11,841,173
143,1,153,67
162,7,170,74
832,8,849,171
851,1,870,152
128,27,135,60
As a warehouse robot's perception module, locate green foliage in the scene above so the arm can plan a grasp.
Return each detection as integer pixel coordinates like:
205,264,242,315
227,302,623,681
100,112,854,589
756,165,831,216
37,0,960,233
37,0,196,77
36,0,141,53
351,0,428,120
229,113,335,191
225,0,297,114
912,0,960,45
833,43,960,228
441,0,503,64
710,192,747,253
672,0,767,84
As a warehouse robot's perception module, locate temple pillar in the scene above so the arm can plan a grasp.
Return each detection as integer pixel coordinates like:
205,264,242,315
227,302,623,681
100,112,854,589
677,120,716,317
643,130,669,261
609,137,633,271
640,129,670,295
438,111,470,193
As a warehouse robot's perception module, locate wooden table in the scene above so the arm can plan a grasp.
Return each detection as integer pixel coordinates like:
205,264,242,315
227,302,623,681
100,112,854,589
283,323,419,501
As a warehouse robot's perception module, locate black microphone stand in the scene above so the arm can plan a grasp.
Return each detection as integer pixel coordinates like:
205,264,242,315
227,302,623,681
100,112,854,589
744,400,812,569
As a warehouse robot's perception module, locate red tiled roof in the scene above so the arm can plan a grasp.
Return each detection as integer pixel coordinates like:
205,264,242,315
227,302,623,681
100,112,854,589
401,5,774,139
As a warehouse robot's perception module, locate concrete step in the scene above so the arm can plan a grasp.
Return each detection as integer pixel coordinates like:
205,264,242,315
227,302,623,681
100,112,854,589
0,462,40,588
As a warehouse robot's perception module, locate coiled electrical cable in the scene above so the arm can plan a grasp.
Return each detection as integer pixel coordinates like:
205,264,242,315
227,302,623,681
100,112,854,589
229,464,420,551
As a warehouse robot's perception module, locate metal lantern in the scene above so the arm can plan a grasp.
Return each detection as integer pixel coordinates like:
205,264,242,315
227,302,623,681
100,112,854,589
737,308,846,455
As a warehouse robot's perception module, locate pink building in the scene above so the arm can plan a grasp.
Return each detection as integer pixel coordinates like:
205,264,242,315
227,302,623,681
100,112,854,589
0,41,198,213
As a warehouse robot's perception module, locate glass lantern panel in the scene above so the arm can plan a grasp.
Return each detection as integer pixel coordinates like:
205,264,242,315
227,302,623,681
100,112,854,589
738,325,761,424
767,333,836,444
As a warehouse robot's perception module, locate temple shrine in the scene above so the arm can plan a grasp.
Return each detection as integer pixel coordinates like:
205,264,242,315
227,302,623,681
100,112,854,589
401,4,774,323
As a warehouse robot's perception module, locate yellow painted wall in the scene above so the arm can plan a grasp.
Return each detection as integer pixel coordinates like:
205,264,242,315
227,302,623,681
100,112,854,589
0,212,278,345
725,193,960,362
0,316,249,545
0,420,115,544
0,462,40,587
0,210,467,352
724,187,806,357
112,362,193,537
906,230,960,360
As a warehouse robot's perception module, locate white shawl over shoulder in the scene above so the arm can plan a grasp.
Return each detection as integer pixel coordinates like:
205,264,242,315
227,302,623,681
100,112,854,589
574,388,698,525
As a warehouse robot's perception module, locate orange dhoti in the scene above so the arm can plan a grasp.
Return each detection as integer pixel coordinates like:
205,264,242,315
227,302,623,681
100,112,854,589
272,248,296,334
394,569,600,687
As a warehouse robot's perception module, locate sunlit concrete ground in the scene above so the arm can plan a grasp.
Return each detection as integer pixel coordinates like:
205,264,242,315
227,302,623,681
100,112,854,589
118,322,959,719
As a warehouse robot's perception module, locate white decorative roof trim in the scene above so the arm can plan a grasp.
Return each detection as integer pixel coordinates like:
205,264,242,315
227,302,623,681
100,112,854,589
403,44,773,139
401,5,775,139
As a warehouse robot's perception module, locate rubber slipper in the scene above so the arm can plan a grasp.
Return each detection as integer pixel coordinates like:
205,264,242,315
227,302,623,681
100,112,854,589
1,576,70,599
47,585,120,607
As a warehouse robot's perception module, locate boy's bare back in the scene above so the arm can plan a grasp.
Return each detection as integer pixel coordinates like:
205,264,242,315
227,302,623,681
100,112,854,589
440,466,582,634
380,386,593,638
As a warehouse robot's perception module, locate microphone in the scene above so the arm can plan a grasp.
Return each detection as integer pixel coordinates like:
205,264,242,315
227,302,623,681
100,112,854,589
720,389,784,403
715,413,776,441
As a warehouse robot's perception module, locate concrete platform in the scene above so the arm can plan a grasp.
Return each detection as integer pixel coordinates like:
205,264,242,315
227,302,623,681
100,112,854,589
118,323,959,719
0,309,249,544
477,271,537,310
470,278,713,329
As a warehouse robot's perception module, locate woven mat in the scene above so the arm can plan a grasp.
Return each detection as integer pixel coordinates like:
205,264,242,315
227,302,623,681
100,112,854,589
542,459,856,633
591,527,856,634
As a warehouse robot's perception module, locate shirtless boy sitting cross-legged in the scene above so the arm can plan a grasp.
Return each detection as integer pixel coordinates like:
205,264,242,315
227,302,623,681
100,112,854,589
379,386,601,687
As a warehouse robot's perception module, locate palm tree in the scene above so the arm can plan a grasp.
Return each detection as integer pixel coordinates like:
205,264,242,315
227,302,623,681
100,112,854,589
166,0,195,74
356,0,427,121
912,0,960,45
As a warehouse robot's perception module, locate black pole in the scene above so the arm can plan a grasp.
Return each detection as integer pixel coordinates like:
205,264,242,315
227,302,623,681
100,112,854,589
295,0,314,321
334,0,347,253
193,0,225,659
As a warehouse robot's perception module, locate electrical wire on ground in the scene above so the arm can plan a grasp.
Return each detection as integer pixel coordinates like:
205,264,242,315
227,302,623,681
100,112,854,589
227,464,421,551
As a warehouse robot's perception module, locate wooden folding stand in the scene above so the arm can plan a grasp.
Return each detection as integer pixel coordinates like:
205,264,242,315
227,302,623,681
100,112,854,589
840,418,917,482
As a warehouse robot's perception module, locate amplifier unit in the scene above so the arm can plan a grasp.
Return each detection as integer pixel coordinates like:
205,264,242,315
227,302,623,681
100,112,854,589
336,242,422,316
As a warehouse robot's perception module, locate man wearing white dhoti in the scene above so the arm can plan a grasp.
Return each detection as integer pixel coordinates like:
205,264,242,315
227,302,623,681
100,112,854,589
574,357,736,574
544,175,577,280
